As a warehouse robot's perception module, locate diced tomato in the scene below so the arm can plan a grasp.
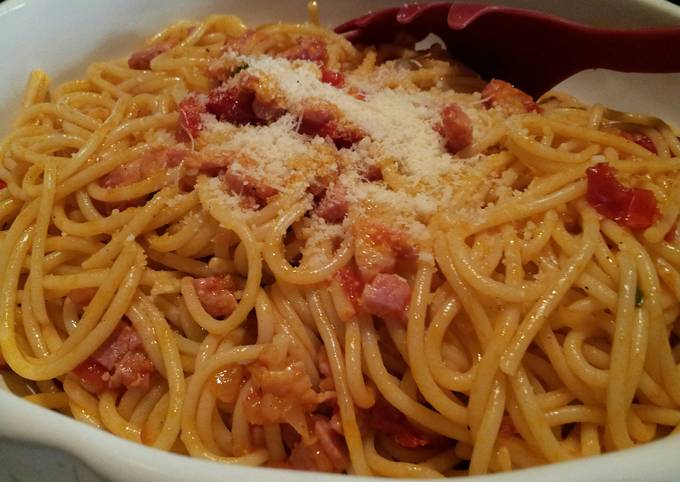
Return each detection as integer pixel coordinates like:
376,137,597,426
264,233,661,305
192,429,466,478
72,359,109,395
178,94,207,139
361,273,411,326
439,103,473,154
0,179,6,189
368,399,443,449
481,79,537,115
620,130,657,154
321,68,345,88
282,38,328,65
128,41,174,70
206,86,258,125
335,264,364,310
586,162,660,230
316,183,348,223
192,276,238,318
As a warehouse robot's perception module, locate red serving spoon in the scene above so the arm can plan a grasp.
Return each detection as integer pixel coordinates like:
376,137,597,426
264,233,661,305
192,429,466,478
335,3,680,97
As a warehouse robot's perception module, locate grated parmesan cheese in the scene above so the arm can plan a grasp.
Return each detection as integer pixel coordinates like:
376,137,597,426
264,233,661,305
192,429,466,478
198,51,498,256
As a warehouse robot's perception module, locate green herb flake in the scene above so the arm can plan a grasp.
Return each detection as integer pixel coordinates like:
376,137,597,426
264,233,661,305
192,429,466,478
231,63,248,76
635,288,644,307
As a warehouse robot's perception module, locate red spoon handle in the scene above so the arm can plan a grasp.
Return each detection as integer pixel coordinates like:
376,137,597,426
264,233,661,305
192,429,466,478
336,3,680,97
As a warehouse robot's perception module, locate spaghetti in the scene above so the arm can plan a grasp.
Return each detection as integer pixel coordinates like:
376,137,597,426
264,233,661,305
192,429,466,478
1,11,680,477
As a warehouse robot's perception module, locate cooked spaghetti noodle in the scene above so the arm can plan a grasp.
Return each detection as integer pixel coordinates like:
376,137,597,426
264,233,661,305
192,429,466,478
1,11,680,477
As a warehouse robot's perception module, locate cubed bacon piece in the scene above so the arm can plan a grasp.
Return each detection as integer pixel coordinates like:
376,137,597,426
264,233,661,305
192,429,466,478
252,96,286,123
361,273,411,325
307,172,338,200
289,439,337,473
317,346,332,378
354,219,416,281
328,404,343,435
620,130,657,154
183,150,234,175
586,162,660,230
240,73,286,123
93,323,145,371
128,41,174,70
498,415,517,438
109,351,155,390
205,75,285,126
192,276,238,318
368,399,443,449
439,103,473,154
72,323,155,394
101,147,188,188
313,416,348,471
316,183,348,223
298,101,335,135
223,168,279,209
321,68,345,88
178,93,207,139
481,79,537,115
298,100,365,149
68,287,98,307
361,164,382,182
282,37,328,65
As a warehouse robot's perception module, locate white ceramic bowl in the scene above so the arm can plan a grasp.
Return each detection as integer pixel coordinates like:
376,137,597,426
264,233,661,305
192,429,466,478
1,0,679,480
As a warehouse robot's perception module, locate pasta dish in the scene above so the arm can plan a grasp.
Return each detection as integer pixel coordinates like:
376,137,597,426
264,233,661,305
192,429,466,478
1,10,680,477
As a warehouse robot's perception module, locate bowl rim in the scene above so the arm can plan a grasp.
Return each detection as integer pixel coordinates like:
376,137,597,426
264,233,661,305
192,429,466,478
3,389,680,482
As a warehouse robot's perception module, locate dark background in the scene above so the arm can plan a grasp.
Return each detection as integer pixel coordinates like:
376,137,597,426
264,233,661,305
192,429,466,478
2,0,678,5
0,0,678,8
